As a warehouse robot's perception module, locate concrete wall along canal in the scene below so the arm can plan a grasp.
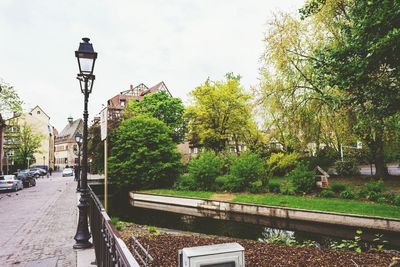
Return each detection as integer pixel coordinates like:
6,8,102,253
129,192,400,232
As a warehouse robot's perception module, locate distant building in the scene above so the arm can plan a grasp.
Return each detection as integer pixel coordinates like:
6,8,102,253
107,82,171,120
3,106,56,172
55,117,83,169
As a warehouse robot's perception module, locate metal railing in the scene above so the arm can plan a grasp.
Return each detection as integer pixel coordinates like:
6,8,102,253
88,186,141,267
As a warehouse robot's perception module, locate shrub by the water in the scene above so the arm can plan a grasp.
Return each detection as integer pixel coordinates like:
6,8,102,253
188,151,224,190
248,180,264,193
340,189,356,199
215,174,242,192
330,183,348,194
267,152,302,176
175,175,197,190
108,116,181,190
288,164,316,194
335,160,359,176
229,152,266,191
268,182,281,193
320,189,335,198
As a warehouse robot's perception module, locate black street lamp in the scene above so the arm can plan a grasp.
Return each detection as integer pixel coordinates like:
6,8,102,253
73,37,97,249
75,133,83,192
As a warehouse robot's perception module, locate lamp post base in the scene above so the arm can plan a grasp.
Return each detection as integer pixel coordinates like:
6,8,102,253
73,241,93,249
73,190,92,249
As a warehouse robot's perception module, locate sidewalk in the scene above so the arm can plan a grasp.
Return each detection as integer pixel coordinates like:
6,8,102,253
0,174,95,266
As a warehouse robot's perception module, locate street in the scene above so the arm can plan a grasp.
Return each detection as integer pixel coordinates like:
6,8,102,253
0,173,78,267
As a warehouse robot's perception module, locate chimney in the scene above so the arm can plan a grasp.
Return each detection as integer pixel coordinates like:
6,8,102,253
130,84,133,90
68,116,73,124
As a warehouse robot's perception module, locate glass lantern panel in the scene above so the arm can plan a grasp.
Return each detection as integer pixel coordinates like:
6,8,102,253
80,58,94,74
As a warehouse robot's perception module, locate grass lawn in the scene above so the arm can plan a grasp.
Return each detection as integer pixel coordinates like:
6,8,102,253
142,189,400,219
143,189,214,199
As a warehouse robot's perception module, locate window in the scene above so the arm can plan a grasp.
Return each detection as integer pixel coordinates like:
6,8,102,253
37,110,41,114
120,100,126,107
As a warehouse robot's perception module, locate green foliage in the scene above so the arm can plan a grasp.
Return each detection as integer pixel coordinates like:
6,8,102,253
329,183,348,194
335,160,359,176
268,182,281,194
361,181,386,201
340,190,355,200
147,225,160,235
175,175,197,191
372,234,388,251
229,152,266,190
125,91,186,143
320,189,335,198
13,123,43,169
215,175,242,192
248,180,264,194
288,164,316,194
188,151,224,191
306,147,339,169
108,116,181,190
110,217,130,231
394,195,400,206
330,230,363,253
267,152,302,176
0,81,23,118
186,74,257,152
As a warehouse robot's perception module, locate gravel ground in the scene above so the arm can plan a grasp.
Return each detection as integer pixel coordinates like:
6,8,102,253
120,225,399,267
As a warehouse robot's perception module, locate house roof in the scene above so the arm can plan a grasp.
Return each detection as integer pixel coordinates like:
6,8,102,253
56,118,83,143
30,105,50,119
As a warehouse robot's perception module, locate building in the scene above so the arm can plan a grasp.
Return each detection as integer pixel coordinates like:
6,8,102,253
107,82,171,120
55,117,83,170
3,106,56,172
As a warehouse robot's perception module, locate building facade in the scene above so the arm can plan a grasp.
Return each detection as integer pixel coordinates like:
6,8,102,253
54,117,83,170
3,106,56,172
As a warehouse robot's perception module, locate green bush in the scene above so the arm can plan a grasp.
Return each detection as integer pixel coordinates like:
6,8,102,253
188,151,224,191
362,180,386,194
330,183,348,193
248,180,265,193
384,192,397,204
320,189,335,198
394,195,400,206
306,147,338,169
288,164,316,194
377,197,387,204
267,152,302,176
340,189,356,199
215,174,242,192
230,152,266,191
366,191,383,202
175,175,197,190
268,182,281,193
109,116,182,190
335,160,359,176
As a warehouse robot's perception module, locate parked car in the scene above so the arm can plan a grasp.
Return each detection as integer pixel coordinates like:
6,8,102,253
62,168,74,177
31,165,49,171
16,170,36,187
0,175,23,192
30,167,47,177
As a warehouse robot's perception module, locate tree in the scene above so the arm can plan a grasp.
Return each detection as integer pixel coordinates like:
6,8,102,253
124,91,186,143
87,123,104,174
0,81,23,119
186,73,257,152
14,123,42,169
108,116,181,190
257,9,354,153
309,0,400,177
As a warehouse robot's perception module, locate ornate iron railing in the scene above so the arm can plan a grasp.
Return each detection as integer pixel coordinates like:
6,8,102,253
88,186,140,267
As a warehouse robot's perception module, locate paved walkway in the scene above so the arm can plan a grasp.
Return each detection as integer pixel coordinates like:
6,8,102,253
0,173,93,267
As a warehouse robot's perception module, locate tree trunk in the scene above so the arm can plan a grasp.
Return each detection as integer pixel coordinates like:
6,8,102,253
374,131,388,178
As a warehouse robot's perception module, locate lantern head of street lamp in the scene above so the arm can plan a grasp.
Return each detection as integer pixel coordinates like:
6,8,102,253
75,37,97,77
75,132,83,145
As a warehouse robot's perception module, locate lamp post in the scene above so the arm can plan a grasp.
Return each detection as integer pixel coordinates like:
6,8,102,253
73,37,97,249
75,133,83,192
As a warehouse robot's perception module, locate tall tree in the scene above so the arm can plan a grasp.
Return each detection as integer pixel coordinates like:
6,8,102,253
14,123,43,169
309,0,400,177
186,74,257,153
108,116,181,190
258,10,353,153
0,81,23,119
124,91,186,143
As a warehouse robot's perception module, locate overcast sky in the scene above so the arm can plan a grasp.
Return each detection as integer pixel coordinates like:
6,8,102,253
0,0,304,131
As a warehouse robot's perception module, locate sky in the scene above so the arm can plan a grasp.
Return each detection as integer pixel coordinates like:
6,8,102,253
0,0,305,131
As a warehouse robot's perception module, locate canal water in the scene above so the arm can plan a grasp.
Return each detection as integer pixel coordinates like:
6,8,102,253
91,184,400,250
